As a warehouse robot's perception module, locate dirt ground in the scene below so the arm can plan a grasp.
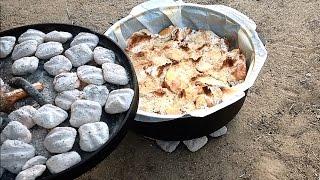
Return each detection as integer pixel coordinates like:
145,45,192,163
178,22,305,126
1,0,319,179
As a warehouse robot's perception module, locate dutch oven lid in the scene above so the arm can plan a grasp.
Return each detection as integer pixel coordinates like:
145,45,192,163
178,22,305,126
0,23,139,180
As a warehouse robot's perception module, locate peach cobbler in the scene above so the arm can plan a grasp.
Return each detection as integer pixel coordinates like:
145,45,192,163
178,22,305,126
126,26,246,115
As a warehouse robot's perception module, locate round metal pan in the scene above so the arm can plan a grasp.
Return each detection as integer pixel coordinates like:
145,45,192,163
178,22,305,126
104,3,267,142
0,23,139,179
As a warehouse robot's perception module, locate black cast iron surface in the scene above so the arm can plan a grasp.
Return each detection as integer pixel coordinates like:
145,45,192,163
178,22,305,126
0,23,139,180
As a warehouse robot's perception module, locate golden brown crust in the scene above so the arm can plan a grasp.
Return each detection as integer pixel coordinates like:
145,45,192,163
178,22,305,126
126,26,247,115
126,29,152,52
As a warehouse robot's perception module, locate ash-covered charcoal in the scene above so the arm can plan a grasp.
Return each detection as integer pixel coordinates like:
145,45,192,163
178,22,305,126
44,127,77,153
78,122,109,152
64,44,93,67
55,89,83,110
0,140,35,174
53,72,80,92
11,40,38,60
46,151,81,174
77,65,105,85
8,105,37,129
102,63,129,85
35,71,56,104
70,32,99,50
105,88,134,114
69,100,102,128
22,156,47,170
93,46,115,65
0,78,11,94
33,104,68,129
209,126,227,138
0,78,5,91
83,84,109,106
8,77,48,107
12,56,39,75
44,55,72,76
18,29,45,44
0,28,136,179
0,36,16,58
30,126,50,158
156,140,180,153
182,136,208,152
35,42,64,59
15,165,46,180
45,31,73,43
0,121,32,143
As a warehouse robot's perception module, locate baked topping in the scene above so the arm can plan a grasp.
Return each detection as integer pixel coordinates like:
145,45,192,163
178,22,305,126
126,26,246,115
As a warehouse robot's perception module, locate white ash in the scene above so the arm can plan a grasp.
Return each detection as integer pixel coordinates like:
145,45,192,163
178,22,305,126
0,78,4,91
12,101,39,115
102,63,129,85
93,46,115,65
45,30,73,43
0,121,32,143
30,126,50,158
16,165,46,180
0,78,10,92
209,126,227,138
69,100,102,128
55,89,83,110
105,88,134,114
77,65,105,85
44,55,72,76
11,40,38,60
0,140,35,174
18,29,45,44
8,105,37,129
46,151,81,174
64,44,93,67
70,32,99,50
183,136,208,152
79,122,109,152
44,127,77,153
0,36,16,58
36,70,57,104
12,56,39,76
35,41,64,59
156,140,180,153
53,72,80,92
33,104,68,129
83,84,109,106
22,156,47,170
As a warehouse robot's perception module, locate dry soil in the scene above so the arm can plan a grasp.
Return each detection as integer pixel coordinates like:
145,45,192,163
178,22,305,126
0,0,319,179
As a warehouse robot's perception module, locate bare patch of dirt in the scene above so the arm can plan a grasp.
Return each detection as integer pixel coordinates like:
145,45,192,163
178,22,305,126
1,0,319,179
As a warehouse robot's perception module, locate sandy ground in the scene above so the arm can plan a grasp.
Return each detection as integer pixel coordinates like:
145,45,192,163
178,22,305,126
1,0,319,179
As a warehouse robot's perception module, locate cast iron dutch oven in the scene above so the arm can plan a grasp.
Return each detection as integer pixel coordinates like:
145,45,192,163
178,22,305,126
104,3,267,142
0,23,139,180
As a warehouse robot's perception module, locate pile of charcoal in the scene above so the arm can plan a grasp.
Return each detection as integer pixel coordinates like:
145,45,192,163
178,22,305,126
0,29,134,179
